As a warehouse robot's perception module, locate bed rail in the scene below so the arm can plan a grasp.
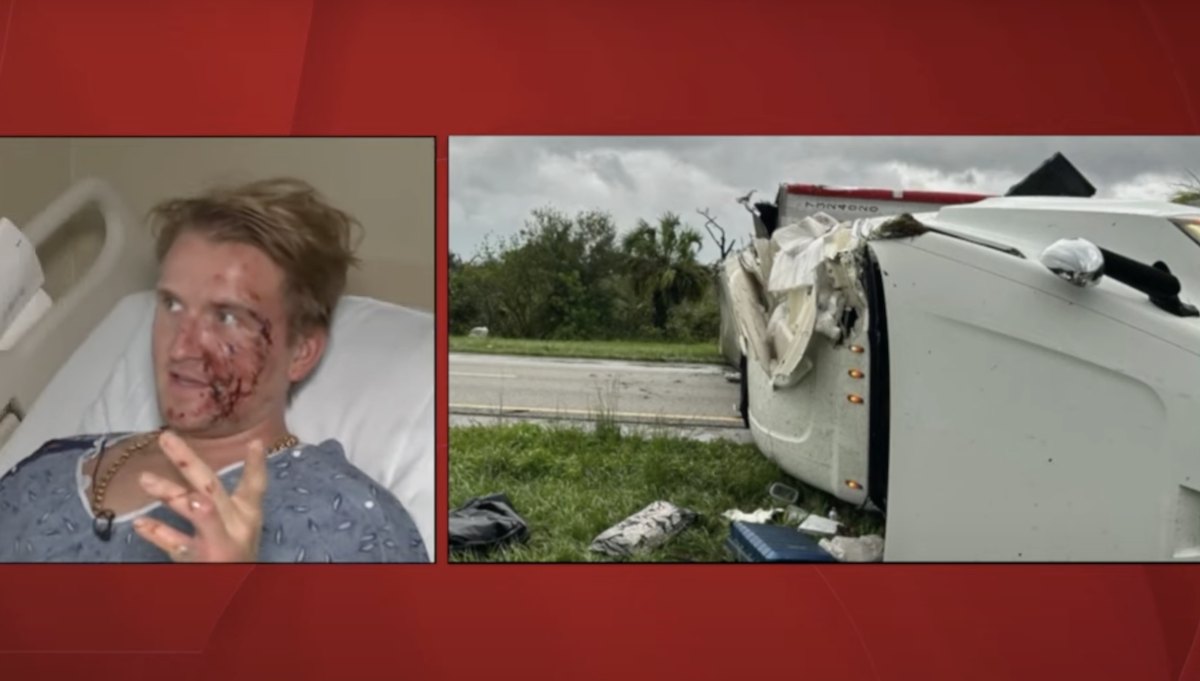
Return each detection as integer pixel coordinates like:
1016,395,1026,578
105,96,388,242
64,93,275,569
0,177,156,431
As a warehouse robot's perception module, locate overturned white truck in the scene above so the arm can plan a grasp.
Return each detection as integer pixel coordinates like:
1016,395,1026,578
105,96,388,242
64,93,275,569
718,185,993,367
721,184,1200,561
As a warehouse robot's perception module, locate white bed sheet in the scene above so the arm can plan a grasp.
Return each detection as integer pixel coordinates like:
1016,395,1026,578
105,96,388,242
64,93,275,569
0,292,435,558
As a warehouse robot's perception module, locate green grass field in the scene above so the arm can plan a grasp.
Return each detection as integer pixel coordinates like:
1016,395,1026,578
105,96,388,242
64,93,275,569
450,336,725,365
449,422,883,562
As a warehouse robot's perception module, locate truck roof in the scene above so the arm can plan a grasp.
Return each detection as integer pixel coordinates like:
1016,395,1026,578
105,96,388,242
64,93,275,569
782,183,993,205
947,195,1200,218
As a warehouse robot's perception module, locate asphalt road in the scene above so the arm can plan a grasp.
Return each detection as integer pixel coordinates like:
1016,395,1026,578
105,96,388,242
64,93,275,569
449,353,745,428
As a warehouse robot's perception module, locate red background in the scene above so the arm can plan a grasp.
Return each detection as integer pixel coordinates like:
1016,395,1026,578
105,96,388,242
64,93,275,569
0,0,1198,679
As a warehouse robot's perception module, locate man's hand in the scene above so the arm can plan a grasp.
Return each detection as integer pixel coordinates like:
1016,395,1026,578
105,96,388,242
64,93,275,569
132,431,269,563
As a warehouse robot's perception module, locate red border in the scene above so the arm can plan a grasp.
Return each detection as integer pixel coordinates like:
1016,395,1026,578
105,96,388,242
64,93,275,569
0,1,1198,680
785,184,994,204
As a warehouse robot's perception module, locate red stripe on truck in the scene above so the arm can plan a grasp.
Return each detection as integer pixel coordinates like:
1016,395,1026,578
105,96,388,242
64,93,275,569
785,184,993,205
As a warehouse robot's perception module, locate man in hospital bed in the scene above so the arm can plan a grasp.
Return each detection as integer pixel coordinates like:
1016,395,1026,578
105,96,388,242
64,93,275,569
0,178,428,563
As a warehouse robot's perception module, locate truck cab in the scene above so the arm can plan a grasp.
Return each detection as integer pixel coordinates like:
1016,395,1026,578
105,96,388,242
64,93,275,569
726,195,1200,561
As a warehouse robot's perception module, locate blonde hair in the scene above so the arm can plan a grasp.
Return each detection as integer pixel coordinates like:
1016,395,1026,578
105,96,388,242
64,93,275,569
148,177,362,341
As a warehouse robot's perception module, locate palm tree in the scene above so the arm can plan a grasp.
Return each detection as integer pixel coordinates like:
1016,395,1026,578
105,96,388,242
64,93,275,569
622,212,710,332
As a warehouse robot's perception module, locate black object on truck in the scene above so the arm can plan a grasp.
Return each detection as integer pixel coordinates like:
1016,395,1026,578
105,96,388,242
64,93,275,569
1005,152,1096,198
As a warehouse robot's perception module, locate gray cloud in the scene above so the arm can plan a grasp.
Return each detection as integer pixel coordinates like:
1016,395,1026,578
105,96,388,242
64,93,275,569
450,136,1200,262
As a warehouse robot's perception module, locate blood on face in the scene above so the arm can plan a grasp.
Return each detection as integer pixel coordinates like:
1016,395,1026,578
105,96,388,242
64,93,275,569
166,307,276,425
155,233,292,430
206,311,274,421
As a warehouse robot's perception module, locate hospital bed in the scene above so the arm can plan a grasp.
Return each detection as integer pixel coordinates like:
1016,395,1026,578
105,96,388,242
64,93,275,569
0,179,436,560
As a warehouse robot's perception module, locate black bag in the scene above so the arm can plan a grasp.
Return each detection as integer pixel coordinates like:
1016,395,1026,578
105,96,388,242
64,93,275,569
448,493,531,555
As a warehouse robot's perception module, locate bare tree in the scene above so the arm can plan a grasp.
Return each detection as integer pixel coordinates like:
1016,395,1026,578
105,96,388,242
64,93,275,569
696,208,737,265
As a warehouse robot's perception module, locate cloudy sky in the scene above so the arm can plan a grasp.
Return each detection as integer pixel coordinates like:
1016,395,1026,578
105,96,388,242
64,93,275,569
449,136,1200,263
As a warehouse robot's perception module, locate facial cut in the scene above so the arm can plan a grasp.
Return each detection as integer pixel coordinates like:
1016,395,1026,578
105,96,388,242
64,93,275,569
152,231,296,436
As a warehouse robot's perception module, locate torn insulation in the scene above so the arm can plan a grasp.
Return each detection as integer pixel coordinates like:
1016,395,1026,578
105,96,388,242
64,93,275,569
726,211,879,389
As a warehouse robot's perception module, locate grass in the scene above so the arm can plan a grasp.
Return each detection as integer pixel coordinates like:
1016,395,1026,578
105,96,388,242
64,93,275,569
449,335,725,365
448,421,884,562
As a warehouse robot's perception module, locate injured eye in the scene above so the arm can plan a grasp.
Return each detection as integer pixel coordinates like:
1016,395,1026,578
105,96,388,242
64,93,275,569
217,309,239,327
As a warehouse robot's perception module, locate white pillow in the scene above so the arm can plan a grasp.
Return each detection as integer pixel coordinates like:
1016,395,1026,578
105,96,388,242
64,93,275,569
76,292,435,558
0,217,45,341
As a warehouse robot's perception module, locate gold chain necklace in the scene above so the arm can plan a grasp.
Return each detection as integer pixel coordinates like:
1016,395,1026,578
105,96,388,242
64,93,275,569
90,428,300,541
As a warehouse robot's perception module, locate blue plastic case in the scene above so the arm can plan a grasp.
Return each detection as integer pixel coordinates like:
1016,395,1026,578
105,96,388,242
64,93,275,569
726,521,838,563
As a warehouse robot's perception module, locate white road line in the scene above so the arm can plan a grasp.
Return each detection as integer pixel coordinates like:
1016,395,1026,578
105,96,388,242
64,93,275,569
449,372,519,379
449,403,744,425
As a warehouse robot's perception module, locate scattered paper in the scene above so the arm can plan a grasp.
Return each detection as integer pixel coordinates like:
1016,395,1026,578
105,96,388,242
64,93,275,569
798,515,841,537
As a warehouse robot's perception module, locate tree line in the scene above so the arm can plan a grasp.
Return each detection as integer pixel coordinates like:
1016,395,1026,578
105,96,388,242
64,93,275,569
449,207,728,342
450,180,1199,344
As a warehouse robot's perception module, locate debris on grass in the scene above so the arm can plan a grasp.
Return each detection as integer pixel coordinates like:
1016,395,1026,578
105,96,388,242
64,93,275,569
449,492,531,555
784,505,809,524
590,500,699,557
726,521,838,563
820,535,885,563
767,481,800,505
722,508,781,524
722,480,885,555
798,514,842,537
450,422,885,562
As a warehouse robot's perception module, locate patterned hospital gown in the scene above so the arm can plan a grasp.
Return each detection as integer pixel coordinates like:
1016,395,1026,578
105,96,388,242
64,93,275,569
0,433,429,563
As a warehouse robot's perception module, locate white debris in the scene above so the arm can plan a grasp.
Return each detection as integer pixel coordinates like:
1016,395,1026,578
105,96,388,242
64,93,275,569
727,211,877,388
767,482,800,505
819,535,885,563
798,515,842,537
784,505,810,524
590,501,698,556
468,326,489,338
722,508,780,524
767,217,837,294
814,308,842,342
768,289,818,388
723,371,741,383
